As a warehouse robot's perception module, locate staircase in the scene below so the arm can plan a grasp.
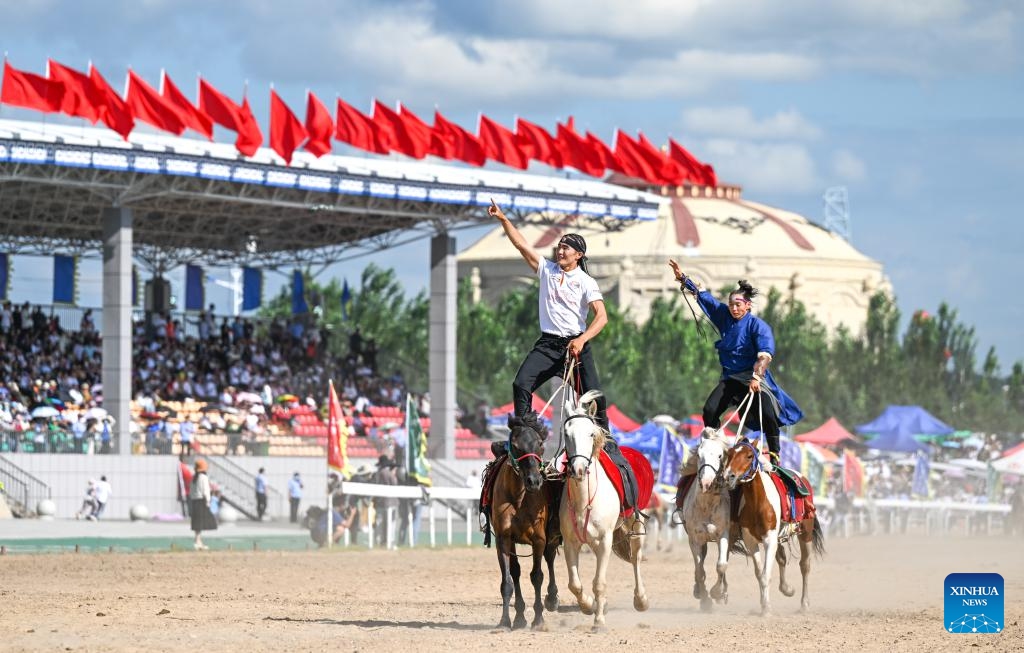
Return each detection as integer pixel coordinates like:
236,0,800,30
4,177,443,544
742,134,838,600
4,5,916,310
0,454,51,518
206,456,283,521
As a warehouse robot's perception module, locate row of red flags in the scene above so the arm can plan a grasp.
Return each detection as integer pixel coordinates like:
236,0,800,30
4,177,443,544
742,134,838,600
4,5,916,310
0,59,717,187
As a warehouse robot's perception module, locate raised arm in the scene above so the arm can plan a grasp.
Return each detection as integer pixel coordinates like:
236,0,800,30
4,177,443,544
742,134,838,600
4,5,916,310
488,199,540,273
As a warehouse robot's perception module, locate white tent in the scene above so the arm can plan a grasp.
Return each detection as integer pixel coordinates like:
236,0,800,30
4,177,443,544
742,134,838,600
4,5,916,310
991,448,1024,475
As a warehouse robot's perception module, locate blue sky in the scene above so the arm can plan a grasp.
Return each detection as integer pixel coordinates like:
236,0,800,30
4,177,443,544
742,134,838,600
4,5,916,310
1,1,1021,367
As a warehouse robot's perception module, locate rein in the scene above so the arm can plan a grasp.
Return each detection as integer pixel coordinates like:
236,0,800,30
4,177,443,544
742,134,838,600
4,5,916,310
732,438,763,484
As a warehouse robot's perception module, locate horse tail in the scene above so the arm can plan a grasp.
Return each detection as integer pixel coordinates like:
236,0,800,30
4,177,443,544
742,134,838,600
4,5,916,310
810,515,826,558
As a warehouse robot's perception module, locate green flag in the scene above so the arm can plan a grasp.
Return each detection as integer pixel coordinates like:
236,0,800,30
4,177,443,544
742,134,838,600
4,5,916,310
406,394,432,486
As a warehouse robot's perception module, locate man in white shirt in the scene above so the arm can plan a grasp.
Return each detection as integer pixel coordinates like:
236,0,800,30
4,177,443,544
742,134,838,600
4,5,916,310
488,200,609,429
489,200,638,512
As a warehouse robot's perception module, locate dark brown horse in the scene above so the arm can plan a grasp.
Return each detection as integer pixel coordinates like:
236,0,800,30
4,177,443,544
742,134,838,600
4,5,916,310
722,437,825,615
490,412,562,630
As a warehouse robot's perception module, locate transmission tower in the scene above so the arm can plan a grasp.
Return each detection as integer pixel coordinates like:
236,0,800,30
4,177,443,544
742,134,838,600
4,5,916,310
823,186,851,242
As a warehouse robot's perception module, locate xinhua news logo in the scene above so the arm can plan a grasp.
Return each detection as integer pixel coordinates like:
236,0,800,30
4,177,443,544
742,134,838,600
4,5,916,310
944,573,1003,634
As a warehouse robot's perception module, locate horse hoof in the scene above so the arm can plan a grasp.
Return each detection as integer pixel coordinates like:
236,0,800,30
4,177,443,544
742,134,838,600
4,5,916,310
700,597,712,612
544,595,559,612
634,594,650,612
531,621,548,632
692,584,706,600
780,585,795,598
512,617,528,630
590,623,608,634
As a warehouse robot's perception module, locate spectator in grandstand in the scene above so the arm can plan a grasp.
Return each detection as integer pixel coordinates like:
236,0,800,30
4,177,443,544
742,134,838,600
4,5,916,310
288,471,304,524
189,459,217,550
179,418,195,456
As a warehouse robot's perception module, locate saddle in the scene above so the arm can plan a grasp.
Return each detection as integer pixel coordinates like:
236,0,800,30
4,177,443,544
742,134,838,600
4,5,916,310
598,445,653,519
478,453,507,547
769,469,815,524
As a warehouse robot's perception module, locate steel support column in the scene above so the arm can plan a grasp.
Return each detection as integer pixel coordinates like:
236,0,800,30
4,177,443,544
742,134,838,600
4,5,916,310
102,206,133,455
427,234,456,461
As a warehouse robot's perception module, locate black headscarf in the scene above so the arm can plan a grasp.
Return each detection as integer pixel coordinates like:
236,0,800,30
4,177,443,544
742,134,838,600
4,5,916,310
559,233,590,274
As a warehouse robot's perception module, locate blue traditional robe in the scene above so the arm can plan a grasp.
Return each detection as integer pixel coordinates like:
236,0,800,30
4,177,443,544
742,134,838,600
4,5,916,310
695,290,804,426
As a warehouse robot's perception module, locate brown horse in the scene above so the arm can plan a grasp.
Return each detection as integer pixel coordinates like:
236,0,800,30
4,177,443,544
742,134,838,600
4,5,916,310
722,436,825,615
489,412,562,630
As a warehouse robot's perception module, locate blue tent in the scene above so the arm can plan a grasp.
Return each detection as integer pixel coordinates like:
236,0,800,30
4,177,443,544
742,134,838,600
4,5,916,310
855,405,953,453
616,421,666,464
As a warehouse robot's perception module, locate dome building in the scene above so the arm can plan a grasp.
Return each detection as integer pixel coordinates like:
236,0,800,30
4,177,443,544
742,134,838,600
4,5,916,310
458,182,889,334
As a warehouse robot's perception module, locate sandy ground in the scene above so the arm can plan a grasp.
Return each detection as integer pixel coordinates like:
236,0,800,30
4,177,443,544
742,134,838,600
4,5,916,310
1,533,1021,652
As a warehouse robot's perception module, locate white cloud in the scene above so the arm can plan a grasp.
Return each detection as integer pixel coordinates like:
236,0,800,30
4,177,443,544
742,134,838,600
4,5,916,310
703,139,819,194
831,149,867,182
681,107,822,141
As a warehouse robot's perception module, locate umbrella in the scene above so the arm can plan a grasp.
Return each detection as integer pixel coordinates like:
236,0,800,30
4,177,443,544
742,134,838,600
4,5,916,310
68,388,84,404
46,397,65,409
30,405,60,419
277,394,299,403
236,391,262,404
85,407,108,420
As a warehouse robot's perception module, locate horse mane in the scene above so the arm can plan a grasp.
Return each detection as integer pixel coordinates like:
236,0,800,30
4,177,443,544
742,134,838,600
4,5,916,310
508,411,549,440
591,422,608,455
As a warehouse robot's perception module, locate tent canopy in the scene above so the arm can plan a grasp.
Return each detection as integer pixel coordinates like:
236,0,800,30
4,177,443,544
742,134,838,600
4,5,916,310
607,404,642,432
794,417,860,446
855,405,954,439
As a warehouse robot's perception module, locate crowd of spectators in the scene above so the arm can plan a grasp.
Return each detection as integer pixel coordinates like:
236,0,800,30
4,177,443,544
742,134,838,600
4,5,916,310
0,301,432,455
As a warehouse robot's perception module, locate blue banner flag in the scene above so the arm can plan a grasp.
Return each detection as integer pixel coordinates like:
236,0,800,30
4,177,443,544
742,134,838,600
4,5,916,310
53,255,77,304
341,279,352,321
656,426,685,488
912,449,930,498
0,253,9,301
185,264,204,311
291,269,308,315
242,267,262,311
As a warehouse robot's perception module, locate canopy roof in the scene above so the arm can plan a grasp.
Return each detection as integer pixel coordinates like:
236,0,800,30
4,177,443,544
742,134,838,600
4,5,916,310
855,405,954,439
0,118,658,267
794,417,860,446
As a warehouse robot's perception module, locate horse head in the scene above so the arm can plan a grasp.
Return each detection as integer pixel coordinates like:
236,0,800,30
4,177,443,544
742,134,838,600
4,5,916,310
563,389,605,481
723,436,761,490
696,427,729,493
506,411,549,492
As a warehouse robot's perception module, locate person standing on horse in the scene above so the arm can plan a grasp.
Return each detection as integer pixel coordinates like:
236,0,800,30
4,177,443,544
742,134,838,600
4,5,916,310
488,200,638,512
668,261,803,469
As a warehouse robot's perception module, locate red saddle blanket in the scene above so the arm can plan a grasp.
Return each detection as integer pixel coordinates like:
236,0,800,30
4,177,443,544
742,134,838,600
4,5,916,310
769,471,814,524
599,445,654,519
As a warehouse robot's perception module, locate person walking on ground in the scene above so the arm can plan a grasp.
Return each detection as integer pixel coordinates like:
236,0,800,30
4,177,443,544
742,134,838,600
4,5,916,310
255,467,268,521
189,459,218,550
93,475,112,519
288,471,304,524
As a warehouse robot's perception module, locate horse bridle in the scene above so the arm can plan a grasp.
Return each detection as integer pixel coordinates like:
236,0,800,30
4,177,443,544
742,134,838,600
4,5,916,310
563,413,597,475
696,440,726,491
731,438,763,484
506,427,545,478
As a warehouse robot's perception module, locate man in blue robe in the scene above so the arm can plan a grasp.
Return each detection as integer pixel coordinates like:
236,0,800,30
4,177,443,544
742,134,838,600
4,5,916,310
669,261,803,468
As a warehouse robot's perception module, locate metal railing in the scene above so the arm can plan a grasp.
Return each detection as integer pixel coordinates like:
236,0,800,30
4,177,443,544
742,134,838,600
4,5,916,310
204,455,282,521
0,454,51,517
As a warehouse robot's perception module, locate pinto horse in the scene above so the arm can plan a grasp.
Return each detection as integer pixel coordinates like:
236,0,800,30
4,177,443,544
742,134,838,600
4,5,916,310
679,427,732,611
489,412,561,630
560,390,651,630
722,436,825,615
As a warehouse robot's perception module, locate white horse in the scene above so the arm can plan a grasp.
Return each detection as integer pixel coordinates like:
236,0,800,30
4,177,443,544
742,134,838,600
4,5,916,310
679,427,732,611
560,390,649,630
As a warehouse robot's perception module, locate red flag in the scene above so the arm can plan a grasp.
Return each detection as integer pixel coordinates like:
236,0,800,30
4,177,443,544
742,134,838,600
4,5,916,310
638,132,684,185
843,449,864,497
1,61,64,113
160,72,212,139
515,118,562,168
125,70,185,135
327,380,350,475
585,131,621,176
397,103,435,159
555,119,602,177
668,138,717,187
614,130,666,185
198,78,263,156
47,60,100,122
303,91,333,157
335,97,388,154
432,110,485,165
88,65,134,139
478,114,528,169
269,89,308,165
372,100,428,159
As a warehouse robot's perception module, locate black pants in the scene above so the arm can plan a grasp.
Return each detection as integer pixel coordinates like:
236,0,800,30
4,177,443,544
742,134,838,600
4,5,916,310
703,378,780,458
513,333,607,429
256,492,267,520
289,498,300,523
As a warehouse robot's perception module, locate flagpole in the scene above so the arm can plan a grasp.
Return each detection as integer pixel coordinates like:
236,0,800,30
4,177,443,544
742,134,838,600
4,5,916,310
326,379,334,549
